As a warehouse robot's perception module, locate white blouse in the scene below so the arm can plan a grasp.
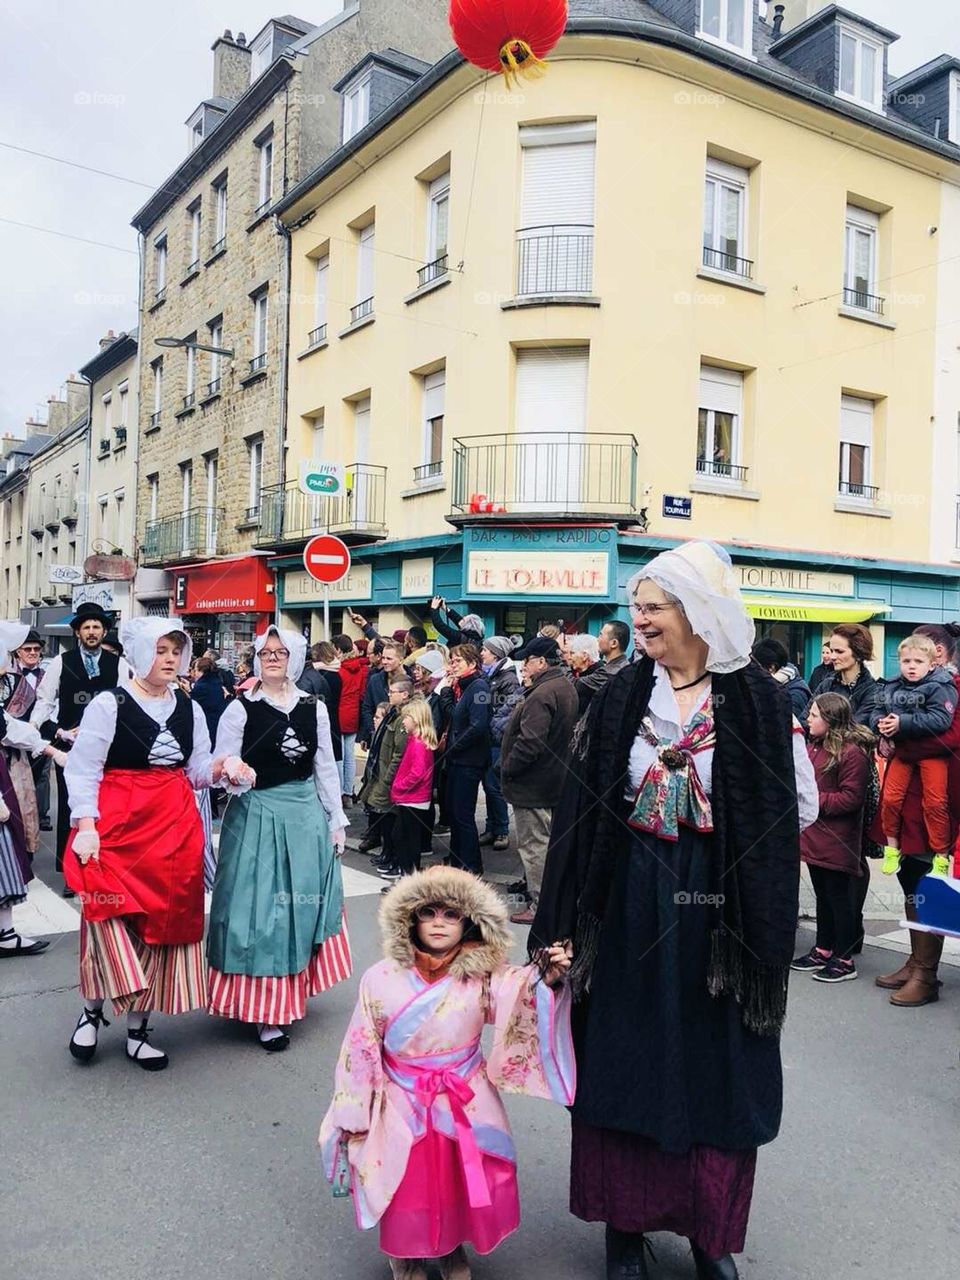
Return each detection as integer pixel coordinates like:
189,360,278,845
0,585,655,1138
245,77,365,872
65,687,214,822
626,665,818,830
1,712,46,756
214,685,348,832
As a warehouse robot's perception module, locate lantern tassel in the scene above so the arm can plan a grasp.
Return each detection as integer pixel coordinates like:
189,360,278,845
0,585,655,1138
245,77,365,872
498,38,548,87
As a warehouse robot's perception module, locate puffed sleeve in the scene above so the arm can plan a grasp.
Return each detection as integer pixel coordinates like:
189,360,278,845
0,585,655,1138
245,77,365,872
63,691,119,822
792,721,819,831
314,699,348,829
0,713,46,756
212,697,255,793
184,702,215,790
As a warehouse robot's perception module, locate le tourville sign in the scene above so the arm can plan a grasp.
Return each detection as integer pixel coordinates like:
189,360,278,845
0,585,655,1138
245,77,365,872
737,566,855,596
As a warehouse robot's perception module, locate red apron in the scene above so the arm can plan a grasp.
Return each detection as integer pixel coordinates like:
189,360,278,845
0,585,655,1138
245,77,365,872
64,768,205,945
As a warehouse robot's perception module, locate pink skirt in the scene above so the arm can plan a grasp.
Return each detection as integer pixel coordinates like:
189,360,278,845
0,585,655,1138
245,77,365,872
207,920,352,1024
379,1130,519,1259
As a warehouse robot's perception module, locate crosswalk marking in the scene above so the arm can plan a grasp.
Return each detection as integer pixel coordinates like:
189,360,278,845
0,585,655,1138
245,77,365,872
13,877,81,936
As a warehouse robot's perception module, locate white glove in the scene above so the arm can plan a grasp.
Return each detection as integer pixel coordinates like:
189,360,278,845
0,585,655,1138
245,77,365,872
331,828,346,857
219,755,256,790
0,798,9,824
73,828,100,864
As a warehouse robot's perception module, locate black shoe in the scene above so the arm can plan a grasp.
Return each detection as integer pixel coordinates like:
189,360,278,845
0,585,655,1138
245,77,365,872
257,1026,290,1052
371,852,394,869
605,1226,654,1280
61,887,76,899
478,831,495,847
39,820,53,831
0,927,50,957
125,1019,169,1071
69,1006,111,1062
506,878,529,898
433,824,450,836
812,957,858,983
358,837,381,854
790,948,829,972
691,1244,739,1279
377,865,401,880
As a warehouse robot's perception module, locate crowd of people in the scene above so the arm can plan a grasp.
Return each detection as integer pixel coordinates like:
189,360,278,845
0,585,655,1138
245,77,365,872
2,558,960,1280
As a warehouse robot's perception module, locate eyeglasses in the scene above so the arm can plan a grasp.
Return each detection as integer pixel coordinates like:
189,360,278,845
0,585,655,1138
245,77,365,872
414,905,464,923
631,602,679,619
19,646,42,653
260,648,289,661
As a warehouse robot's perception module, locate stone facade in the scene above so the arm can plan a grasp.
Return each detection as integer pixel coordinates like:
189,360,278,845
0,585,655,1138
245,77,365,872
0,430,51,619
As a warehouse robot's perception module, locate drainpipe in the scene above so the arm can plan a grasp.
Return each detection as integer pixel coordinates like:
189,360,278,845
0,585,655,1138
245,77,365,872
274,215,292,628
130,230,147,620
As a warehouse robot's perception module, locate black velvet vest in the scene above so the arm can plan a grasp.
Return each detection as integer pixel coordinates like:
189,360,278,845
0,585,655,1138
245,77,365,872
241,695,316,791
103,687,194,771
58,647,121,730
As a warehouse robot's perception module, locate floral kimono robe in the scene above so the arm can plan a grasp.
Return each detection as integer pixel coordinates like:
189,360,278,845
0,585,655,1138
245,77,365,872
320,958,575,1258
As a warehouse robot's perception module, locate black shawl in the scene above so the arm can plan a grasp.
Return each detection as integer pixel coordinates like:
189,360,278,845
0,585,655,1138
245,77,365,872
530,657,801,1036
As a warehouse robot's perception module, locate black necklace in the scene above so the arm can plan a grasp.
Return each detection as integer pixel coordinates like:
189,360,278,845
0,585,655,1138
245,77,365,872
669,672,710,692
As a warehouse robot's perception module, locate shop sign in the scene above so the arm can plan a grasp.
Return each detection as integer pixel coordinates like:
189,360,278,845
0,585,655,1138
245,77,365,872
175,557,274,614
401,557,434,598
298,461,345,497
72,582,115,610
466,551,609,597
49,564,84,585
283,565,373,604
737,565,854,596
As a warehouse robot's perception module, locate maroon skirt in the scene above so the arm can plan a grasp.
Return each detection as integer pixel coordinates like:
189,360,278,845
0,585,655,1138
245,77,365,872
570,1119,757,1259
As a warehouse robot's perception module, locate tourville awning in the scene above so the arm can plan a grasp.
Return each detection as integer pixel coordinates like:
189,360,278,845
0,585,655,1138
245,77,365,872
743,595,891,624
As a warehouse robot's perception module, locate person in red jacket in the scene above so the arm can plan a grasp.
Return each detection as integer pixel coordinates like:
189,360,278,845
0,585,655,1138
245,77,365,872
792,693,874,984
872,621,960,1007
389,698,437,881
333,633,368,805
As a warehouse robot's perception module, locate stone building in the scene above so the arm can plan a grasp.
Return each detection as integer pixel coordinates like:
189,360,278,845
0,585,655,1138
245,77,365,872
0,427,52,624
129,1,452,661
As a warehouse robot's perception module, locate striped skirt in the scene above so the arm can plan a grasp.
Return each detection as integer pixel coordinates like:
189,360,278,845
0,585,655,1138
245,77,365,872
0,823,27,908
194,787,217,891
207,915,352,1024
79,916,206,1015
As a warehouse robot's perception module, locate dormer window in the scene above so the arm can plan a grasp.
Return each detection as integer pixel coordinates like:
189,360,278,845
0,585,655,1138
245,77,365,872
698,0,752,55
250,27,273,81
342,72,371,144
950,70,960,145
191,119,204,150
838,24,883,112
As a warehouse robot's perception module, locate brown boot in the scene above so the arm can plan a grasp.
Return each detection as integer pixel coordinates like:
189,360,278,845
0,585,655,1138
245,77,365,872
438,1246,472,1280
877,895,918,989
387,1258,428,1280
889,931,943,1007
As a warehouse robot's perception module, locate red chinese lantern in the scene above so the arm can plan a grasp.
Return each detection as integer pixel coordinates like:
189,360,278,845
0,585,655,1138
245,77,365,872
449,0,568,85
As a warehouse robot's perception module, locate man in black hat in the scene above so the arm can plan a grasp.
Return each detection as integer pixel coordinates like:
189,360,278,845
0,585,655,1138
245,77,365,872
2,628,52,828
31,603,132,892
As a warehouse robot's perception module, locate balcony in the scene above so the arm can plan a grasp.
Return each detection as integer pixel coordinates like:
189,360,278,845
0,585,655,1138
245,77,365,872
696,457,749,482
842,286,885,315
702,245,754,279
149,410,162,429
350,297,374,324
61,493,79,526
517,224,593,296
256,464,387,547
414,461,443,483
115,426,127,444
141,505,222,566
417,254,448,289
838,480,880,501
43,498,61,530
449,433,640,525
249,353,267,374
307,323,327,348
98,438,111,457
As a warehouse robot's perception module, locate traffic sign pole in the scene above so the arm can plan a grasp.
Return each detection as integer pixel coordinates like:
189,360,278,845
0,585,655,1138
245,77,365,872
323,585,330,641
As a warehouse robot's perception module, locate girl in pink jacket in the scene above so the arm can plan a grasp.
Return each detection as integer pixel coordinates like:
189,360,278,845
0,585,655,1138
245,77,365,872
388,699,437,879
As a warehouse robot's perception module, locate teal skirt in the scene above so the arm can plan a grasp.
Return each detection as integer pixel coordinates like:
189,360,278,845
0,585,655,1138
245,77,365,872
207,778,344,978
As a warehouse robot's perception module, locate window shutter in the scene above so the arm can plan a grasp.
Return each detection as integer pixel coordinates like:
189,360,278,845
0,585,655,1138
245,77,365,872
520,136,595,227
356,225,375,302
699,365,742,415
315,257,329,326
840,395,873,446
516,348,589,435
424,369,445,420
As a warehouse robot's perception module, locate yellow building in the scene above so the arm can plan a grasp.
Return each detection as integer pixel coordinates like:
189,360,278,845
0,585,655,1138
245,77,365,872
266,1,960,673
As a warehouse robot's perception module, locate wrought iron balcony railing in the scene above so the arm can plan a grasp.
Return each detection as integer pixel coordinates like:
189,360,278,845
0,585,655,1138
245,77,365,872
414,461,443,482
838,480,880,501
417,254,448,288
307,323,327,347
702,245,754,279
516,224,594,296
257,464,387,546
450,433,638,517
696,457,749,481
350,296,374,324
842,286,885,315
141,505,222,565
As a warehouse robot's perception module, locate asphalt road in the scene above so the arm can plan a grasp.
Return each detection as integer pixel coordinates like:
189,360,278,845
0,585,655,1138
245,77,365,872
3,829,960,1280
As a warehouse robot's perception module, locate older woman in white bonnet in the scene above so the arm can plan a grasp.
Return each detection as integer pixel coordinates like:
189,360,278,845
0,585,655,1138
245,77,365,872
532,541,817,1280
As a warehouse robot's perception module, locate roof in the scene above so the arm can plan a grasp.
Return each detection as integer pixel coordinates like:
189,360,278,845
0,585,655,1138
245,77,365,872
768,4,899,53
889,53,960,93
332,46,432,92
78,329,139,383
249,13,314,45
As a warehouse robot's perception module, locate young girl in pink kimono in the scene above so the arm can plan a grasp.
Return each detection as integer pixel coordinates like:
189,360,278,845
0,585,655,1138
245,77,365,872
320,867,574,1280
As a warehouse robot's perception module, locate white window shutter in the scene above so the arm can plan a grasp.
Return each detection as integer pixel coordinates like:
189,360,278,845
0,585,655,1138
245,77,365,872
423,369,445,420
516,348,589,435
356,225,375,302
699,365,742,415
521,140,595,227
840,395,873,446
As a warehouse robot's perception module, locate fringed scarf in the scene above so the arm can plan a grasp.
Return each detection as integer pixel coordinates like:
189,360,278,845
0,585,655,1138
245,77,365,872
530,657,801,1037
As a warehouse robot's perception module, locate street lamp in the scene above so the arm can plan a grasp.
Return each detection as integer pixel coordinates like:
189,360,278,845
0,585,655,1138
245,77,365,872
154,336,236,357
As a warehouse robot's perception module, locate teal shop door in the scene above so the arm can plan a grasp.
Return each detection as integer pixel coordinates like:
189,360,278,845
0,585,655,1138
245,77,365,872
882,626,915,679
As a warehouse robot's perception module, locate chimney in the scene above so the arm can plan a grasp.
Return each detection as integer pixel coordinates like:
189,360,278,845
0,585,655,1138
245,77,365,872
211,28,251,101
99,329,116,351
45,396,68,434
771,4,785,37
65,376,88,424
778,1,827,34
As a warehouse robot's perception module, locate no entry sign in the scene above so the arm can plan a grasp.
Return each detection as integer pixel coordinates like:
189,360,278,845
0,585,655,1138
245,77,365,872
303,534,351,585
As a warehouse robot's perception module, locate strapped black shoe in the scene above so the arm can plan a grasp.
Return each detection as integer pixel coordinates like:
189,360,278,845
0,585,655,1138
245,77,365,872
605,1225,655,1280
125,1019,169,1071
691,1244,739,1279
69,1006,111,1062
0,927,50,957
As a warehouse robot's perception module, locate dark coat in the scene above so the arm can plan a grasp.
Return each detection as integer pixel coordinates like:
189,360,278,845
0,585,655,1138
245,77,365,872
487,659,522,745
811,666,878,725
359,708,408,811
775,664,811,724
800,741,868,876
444,671,491,771
429,605,483,649
806,663,833,695
297,666,342,761
868,667,957,737
500,664,579,808
574,661,608,717
190,672,227,740
358,666,389,747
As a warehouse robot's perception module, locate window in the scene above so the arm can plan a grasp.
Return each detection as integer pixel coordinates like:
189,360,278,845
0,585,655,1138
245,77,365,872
838,26,882,110
950,71,960,146
427,173,450,265
256,134,273,214
839,395,875,498
180,462,193,553
205,453,218,552
312,255,329,343
208,318,223,393
843,206,880,311
353,223,375,319
515,347,589,507
213,177,228,251
190,118,204,151
518,122,596,295
151,357,163,424
102,393,112,435
118,383,128,430
703,159,749,276
342,73,371,143
420,369,445,479
154,235,167,299
250,27,273,81
114,490,125,549
252,291,268,369
184,333,197,407
697,366,743,479
98,495,109,536
247,437,263,518
148,474,159,522
698,0,751,53
187,200,201,273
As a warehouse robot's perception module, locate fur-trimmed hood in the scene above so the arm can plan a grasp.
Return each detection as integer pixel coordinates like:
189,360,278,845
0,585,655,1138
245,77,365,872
378,868,512,980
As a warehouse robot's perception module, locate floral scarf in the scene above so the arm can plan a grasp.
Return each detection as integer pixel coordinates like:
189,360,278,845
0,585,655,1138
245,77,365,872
627,706,716,840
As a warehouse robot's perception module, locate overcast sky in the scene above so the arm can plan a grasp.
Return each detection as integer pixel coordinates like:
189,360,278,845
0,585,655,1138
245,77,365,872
0,0,956,435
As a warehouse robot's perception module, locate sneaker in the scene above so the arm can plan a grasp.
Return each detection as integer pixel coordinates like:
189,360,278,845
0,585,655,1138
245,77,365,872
506,878,529,898
812,957,858,983
492,835,510,851
478,832,495,847
791,948,831,972
377,865,401,880
358,837,381,854
434,824,450,836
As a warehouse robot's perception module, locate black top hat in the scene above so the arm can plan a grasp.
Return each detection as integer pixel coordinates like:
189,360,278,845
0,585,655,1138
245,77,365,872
21,628,44,648
70,602,113,631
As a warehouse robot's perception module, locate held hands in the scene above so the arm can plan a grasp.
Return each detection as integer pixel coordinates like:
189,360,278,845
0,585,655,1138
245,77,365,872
213,755,256,787
541,941,573,988
331,828,346,858
73,825,100,864
877,714,900,737
46,746,68,768
56,727,79,744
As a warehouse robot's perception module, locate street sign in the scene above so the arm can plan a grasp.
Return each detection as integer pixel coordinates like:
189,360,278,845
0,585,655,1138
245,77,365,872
298,461,346,497
49,564,84,585
662,495,692,519
303,534,351,584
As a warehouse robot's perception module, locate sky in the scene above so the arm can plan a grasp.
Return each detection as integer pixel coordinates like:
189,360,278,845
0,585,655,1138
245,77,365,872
0,0,956,435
